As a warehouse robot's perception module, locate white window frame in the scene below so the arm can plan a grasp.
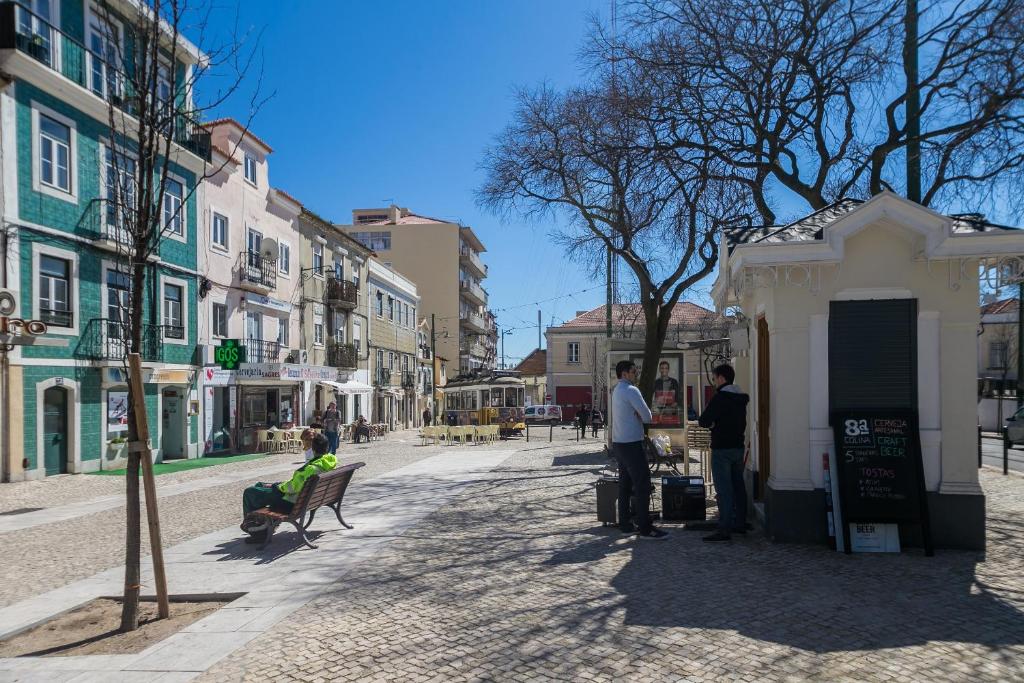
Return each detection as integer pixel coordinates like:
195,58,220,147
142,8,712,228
32,243,79,336
278,239,291,277
211,301,228,338
161,171,188,243
85,1,123,102
567,342,580,364
158,274,190,345
314,322,324,346
100,259,132,349
277,316,289,346
243,152,258,186
31,102,78,203
98,139,138,245
311,243,324,277
210,209,229,252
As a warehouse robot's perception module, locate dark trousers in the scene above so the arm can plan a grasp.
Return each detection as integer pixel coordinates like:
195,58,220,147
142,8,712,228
613,441,652,533
242,483,291,517
353,426,370,443
711,448,747,532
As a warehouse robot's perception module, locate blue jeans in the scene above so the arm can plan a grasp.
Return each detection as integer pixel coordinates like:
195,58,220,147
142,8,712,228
613,441,652,533
326,430,340,454
711,448,747,533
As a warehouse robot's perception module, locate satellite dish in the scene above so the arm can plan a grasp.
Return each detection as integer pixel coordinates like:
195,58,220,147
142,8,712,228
0,289,17,316
260,238,280,261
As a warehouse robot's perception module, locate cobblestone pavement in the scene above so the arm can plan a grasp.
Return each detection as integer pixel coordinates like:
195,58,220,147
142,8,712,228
201,452,1024,683
0,430,555,608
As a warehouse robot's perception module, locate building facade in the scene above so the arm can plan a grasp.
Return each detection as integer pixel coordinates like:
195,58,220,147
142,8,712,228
342,205,493,378
0,0,208,479
297,207,372,425
367,259,419,428
514,348,547,407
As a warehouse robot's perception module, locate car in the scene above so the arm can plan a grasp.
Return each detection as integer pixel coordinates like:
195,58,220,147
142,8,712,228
1005,405,1024,444
524,405,563,424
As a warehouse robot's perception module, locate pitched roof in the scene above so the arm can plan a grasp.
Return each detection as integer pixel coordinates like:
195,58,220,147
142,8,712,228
551,302,726,332
982,297,1019,315
273,188,300,206
724,197,1020,252
514,349,546,376
202,118,274,153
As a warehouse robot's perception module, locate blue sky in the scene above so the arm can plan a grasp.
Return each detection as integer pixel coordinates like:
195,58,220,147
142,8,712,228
197,0,620,367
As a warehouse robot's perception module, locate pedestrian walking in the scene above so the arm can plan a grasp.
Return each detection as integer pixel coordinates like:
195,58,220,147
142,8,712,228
611,360,669,540
577,405,590,439
423,408,432,426
323,401,341,454
698,364,750,542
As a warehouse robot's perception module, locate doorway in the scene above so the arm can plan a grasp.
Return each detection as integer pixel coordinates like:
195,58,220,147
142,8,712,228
43,386,69,475
161,387,186,459
756,317,771,500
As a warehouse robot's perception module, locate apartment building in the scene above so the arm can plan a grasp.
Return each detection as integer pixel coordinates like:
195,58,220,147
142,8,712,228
341,205,493,378
0,0,208,479
297,207,372,424
367,259,419,428
545,303,729,422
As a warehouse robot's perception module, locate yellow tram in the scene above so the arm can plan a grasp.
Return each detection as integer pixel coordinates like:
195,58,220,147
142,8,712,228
441,372,527,434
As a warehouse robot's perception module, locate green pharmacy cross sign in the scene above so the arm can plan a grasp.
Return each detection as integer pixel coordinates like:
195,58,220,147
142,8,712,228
215,339,246,370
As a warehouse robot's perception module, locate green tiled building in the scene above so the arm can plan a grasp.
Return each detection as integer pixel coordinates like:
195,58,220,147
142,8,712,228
0,0,209,480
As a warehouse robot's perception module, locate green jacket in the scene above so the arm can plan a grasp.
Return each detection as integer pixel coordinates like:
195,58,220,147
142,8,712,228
277,453,337,503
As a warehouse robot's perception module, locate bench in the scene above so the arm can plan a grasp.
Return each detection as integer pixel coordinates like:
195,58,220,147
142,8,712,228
252,461,366,549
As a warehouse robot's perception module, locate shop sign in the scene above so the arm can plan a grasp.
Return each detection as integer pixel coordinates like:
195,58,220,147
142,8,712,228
203,387,214,453
215,339,246,370
202,367,234,386
245,293,291,314
203,363,338,384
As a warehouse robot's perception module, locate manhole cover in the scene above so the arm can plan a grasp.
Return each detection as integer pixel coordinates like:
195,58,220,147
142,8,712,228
0,507,43,516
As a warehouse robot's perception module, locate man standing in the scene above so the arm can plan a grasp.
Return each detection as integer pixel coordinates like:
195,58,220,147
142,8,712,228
423,407,432,427
698,364,750,542
611,360,669,540
577,404,589,439
323,401,341,454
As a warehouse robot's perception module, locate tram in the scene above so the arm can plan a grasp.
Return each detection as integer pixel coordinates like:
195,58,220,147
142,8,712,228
440,371,527,434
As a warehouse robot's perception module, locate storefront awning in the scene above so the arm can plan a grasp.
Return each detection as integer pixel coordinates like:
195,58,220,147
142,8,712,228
320,379,373,395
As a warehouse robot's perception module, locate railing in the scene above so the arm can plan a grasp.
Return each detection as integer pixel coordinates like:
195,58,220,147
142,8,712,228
238,251,277,290
460,310,486,331
419,344,432,360
244,339,282,363
39,307,72,328
0,3,211,162
81,318,161,360
459,247,487,276
327,341,357,369
459,279,487,303
374,368,391,387
325,277,358,308
77,198,134,246
401,371,415,389
159,324,184,341
461,341,487,358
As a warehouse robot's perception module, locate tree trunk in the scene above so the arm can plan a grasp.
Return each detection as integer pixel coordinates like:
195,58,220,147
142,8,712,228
636,306,672,404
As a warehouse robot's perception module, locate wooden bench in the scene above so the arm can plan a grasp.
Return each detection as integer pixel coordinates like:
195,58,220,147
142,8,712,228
252,462,365,549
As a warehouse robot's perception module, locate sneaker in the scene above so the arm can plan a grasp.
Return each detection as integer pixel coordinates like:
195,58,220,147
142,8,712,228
703,531,732,542
636,527,670,541
244,530,267,544
619,523,636,534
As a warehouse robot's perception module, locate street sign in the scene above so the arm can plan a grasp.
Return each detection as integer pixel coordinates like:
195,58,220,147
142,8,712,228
214,339,246,370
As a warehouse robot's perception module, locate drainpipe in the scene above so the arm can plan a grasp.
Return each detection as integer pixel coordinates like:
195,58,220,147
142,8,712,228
1,227,8,483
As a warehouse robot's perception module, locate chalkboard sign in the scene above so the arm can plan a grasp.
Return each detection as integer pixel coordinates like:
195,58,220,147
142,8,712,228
831,410,933,555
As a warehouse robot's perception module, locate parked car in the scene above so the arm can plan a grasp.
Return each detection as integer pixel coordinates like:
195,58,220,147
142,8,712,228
524,405,563,424
1005,405,1024,444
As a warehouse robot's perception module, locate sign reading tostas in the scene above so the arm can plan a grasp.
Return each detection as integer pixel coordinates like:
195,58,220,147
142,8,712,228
215,339,246,370
831,409,933,556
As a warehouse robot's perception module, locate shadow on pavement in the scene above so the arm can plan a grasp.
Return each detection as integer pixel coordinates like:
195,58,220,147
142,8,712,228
203,529,329,565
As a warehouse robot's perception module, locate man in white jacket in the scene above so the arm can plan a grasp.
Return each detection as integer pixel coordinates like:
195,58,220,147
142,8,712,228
611,360,669,540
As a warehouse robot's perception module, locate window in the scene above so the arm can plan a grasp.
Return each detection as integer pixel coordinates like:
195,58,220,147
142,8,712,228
277,317,289,346
102,145,136,239
389,352,395,370
412,306,416,326
376,290,384,317
212,303,227,337
211,212,228,250
246,311,262,341
244,153,257,185
376,349,384,372
156,64,172,115
353,320,361,351
990,341,1009,370
353,268,360,288
334,259,343,280
350,231,391,251
163,283,184,338
388,296,394,321
314,322,324,345
163,177,184,236
279,241,291,275
39,255,71,327
568,342,580,364
106,268,130,333
312,243,323,274
39,114,71,193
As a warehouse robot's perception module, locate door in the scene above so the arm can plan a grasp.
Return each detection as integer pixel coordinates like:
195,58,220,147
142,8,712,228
247,228,262,266
161,388,185,459
756,317,770,500
43,386,68,475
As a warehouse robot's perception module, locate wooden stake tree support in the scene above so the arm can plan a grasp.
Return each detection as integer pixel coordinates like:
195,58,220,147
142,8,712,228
127,353,170,619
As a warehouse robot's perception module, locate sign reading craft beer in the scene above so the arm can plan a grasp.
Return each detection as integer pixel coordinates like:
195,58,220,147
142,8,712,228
215,339,246,370
831,409,932,555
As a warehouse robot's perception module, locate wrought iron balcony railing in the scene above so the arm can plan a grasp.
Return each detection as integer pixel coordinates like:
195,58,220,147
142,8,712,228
245,339,282,363
401,371,416,389
325,277,358,308
81,318,161,361
238,251,277,290
327,341,358,369
374,368,391,387
39,307,72,328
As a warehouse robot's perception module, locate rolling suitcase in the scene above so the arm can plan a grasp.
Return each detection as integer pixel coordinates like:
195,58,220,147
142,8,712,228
596,477,618,526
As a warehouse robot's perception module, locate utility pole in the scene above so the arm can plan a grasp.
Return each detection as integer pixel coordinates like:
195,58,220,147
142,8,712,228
904,0,921,203
431,313,438,423
606,247,613,338
537,309,542,350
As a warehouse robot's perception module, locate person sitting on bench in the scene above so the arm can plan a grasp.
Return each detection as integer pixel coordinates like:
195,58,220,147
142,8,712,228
353,415,371,443
241,433,336,543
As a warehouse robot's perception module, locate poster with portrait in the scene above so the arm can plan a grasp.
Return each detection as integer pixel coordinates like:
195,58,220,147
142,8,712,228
649,357,683,426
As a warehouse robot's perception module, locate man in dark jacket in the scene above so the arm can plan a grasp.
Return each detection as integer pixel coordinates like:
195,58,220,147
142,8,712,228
698,364,750,542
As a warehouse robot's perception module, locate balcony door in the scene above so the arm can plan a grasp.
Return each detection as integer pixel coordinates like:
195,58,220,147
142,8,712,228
18,0,55,67
247,228,262,267
246,311,263,362
102,146,135,243
105,268,131,356
87,12,121,101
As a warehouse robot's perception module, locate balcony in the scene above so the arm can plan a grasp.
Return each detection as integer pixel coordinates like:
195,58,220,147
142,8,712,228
460,310,487,334
325,277,358,309
77,199,136,251
459,280,487,306
245,339,282,364
459,247,487,278
401,371,416,389
81,318,161,361
460,340,487,359
39,307,73,328
374,368,391,387
327,341,357,369
238,251,276,292
0,3,212,163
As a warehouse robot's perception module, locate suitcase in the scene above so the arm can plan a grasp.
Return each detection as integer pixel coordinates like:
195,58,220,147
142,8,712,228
596,477,618,526
661,476,707,521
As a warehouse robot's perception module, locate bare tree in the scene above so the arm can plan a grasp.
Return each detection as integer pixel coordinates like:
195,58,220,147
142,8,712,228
94,0,266,631
618,0,1024,222
479,84,751,398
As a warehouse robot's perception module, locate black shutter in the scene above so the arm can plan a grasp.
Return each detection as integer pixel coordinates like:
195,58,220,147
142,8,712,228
829,299,917,413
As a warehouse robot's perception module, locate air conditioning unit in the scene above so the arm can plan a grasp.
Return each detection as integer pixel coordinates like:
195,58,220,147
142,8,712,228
0,288,18,317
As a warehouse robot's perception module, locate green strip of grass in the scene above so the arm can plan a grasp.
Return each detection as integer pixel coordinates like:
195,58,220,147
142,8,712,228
89,452,270,476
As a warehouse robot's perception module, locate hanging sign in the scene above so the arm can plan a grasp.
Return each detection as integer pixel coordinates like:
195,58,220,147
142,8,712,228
215,339,246,370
